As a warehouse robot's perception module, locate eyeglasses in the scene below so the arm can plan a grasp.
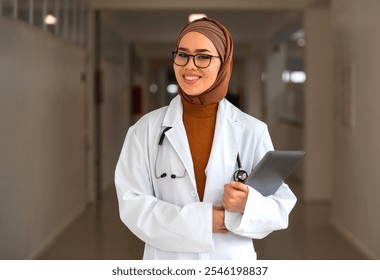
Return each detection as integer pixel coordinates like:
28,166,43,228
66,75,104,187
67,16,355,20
172,51,220,68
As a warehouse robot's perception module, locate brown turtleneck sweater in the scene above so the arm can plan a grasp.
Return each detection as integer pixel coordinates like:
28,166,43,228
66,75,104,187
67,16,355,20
182,100,218,201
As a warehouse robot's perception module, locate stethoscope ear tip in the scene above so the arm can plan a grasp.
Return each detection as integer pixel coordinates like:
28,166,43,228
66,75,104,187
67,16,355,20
159,173,178,179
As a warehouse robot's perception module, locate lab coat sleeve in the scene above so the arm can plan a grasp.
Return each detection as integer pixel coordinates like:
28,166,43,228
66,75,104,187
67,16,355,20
224,183,297,239
224,123,297,239
115,127,213,253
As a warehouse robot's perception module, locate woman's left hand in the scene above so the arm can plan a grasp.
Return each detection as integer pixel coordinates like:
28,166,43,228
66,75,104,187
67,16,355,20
221,181,249,213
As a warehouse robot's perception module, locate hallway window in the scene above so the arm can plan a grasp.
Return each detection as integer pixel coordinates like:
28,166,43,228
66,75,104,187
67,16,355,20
18,0,31,24
1,0,15,18
1,0,88,48
32,0,44,29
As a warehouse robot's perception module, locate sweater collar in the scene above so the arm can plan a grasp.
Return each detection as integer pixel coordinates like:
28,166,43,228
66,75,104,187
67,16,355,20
182,98,218,119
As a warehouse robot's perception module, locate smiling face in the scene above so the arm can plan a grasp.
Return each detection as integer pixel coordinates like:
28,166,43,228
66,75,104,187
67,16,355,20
174,32,222,96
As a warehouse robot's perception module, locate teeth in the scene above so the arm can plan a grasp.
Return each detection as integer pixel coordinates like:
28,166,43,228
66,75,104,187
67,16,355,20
184,76,199,81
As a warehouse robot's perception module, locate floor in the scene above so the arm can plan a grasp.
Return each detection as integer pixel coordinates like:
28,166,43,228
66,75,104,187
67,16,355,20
38,182,368,260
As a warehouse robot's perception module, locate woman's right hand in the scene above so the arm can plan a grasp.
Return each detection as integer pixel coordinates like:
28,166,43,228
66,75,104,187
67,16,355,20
212,205,229,233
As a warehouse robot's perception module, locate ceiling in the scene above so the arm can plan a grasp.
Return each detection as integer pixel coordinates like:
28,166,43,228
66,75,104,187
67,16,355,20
101,9,302,45
89,0,327,61
93,0,321,49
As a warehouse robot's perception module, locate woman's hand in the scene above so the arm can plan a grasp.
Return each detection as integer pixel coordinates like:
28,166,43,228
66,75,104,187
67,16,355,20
212,205,228,233
221,181,248,213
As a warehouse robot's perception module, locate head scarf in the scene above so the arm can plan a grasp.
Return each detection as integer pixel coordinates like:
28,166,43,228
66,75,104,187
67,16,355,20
174,17,233,105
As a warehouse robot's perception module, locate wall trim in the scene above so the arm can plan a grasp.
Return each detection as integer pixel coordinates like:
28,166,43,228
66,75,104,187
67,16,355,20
28,203,87,260
331,218,377,260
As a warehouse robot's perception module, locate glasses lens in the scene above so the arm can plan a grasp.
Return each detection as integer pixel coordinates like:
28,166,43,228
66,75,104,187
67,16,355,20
173,52,188,66
194,55,211,68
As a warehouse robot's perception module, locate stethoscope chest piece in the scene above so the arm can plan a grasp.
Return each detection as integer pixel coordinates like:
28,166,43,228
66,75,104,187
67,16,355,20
233,169,248,183
233,153,248,183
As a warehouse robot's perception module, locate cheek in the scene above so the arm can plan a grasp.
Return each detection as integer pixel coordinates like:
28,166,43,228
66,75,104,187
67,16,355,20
173,65,180,77
173,66,183,83
207,64,221,83
205,71,218,85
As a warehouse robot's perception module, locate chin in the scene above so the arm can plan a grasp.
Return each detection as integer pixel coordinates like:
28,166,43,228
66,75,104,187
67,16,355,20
185,91,202,96
181,87,202,96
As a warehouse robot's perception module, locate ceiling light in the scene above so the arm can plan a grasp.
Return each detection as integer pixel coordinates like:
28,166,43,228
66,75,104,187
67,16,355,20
44,14,57,25
188,14,207,22
167,84,178,94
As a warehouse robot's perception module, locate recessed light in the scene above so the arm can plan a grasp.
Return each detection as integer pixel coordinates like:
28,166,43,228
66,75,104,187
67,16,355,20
44,14,57,25
188,14,207,22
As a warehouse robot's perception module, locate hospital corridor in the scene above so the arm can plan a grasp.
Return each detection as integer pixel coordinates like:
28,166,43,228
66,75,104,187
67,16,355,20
1,0,380,261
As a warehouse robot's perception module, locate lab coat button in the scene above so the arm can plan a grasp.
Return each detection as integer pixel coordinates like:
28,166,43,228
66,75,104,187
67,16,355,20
191,191,197,197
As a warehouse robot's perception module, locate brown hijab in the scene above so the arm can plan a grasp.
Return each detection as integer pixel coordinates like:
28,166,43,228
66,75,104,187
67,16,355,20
174,17,234,105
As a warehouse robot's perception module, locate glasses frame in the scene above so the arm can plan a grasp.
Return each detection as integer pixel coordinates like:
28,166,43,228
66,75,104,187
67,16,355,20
172,51,220,69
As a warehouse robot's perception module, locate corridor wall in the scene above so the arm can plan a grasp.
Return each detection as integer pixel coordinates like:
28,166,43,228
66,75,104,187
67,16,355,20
100,58,130,192
0,18,87,259
330,0,380,259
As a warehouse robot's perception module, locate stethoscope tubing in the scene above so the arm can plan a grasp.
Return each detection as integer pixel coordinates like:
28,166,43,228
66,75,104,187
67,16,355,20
155,127,248,182
155,127,186,179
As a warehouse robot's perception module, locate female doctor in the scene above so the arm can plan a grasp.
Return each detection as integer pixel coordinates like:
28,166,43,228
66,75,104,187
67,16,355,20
114,17,297,260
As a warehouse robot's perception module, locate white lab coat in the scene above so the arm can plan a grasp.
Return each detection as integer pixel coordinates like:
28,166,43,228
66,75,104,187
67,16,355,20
115,95,297,260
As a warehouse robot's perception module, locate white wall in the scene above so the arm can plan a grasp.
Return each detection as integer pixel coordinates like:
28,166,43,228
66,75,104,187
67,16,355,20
330,0,380,259
100,58,130,191
0,18,87,259
243,54,264,120
265,42,287,124
303,5,334,201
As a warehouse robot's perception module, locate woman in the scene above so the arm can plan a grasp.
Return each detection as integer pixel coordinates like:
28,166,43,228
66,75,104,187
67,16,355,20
115,17,297,260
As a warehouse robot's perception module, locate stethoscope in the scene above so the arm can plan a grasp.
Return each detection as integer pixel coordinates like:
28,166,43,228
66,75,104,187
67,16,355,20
155,127,186,179
155,127,248,183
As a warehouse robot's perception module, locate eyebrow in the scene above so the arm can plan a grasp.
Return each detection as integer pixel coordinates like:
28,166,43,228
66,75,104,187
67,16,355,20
178,47,212,53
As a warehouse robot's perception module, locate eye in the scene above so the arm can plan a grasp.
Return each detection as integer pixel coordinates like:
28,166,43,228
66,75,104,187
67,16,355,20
196,55,211,60
177,52,189,58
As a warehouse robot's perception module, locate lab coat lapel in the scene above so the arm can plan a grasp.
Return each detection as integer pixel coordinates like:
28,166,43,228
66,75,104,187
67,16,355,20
204,99,245,202
162,96,196,189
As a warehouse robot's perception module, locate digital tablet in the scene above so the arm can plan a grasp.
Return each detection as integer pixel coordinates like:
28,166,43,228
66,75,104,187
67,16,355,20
245,150,305,196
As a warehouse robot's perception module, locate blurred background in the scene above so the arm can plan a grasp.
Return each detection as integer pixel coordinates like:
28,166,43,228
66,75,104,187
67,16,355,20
0,0,379,260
